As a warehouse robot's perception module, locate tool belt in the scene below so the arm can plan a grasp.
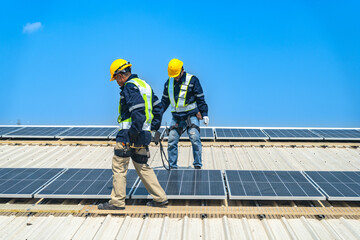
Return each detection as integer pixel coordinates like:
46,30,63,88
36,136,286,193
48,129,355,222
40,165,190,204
114,143,150,164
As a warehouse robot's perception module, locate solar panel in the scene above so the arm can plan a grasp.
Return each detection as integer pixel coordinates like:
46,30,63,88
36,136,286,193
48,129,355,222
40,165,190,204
225,170,325,200
310,129,360,141
109,127,120,139
178,128,214,140
0,127,23,137
215,128,268,140
0,168,64,198
132,169,226,199
57,127,117,139
262,129,323,140
3,127,70,138
304,171,360,201
35,169,138,199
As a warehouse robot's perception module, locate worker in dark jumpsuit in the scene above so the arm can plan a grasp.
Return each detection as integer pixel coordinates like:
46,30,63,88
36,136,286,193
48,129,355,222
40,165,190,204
161,58,209,169
98,59,167,210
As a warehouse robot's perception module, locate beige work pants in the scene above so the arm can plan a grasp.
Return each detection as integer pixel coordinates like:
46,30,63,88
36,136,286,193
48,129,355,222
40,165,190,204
109,142,167,207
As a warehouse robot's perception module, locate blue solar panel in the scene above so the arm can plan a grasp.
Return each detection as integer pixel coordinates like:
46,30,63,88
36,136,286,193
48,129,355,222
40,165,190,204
132,169,226,199
179,128,214,140
109,127,120,139
262,129,323,140
35,169,138,199
215,128,268,140
225,170,325,200
0,168,64,198
57,127,118,139
304,171,360,201
160,127,214,140
3,127,71,138
310,129,360,140
0,127,23,137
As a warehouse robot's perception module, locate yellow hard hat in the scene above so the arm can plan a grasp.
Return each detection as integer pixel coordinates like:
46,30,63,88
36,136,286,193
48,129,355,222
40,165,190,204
168,58,183,78
110,59,132,81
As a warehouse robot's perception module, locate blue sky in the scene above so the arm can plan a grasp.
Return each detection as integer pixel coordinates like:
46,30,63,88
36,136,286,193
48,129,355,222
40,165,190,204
0,1,359,127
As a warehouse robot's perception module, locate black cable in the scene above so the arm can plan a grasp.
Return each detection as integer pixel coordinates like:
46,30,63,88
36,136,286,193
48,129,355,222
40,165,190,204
159,140,170,171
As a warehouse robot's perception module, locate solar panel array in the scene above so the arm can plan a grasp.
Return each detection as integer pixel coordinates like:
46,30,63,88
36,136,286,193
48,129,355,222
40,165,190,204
0,127,22,137
304,171,360,201
57,127,117,139
0,126,360,141
225,170,325,200
215,128,268,140
262,129,323,140
35,169,138,199
0,168,64,198
132,169,226,199
310,129,360,141
0,168,359,201
3,127,71,138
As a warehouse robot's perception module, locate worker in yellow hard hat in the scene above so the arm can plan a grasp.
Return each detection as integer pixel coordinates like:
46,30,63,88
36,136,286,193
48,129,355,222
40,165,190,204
98,59,167,210
161,58,209,169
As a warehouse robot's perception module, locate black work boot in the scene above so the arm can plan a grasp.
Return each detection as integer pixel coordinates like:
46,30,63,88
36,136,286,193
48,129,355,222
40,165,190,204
146,200,168,207
194,166,201,169
98,202,125,210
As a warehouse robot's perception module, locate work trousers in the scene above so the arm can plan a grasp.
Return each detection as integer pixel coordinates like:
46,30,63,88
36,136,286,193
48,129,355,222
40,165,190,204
109,142,167,207
168,116,202,169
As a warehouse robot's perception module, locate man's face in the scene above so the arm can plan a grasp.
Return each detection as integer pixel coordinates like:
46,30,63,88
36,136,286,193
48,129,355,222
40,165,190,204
174,69,184,81
114,74,126,87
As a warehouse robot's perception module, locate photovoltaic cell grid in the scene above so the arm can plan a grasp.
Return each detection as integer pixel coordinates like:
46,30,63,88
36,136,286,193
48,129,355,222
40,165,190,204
225,170,325,200
57,127,117,139
304,171,360,201
132,169,226,199
0,127,23,137
35,169,138,199
310,129,360,141
109,127,120,139
262,129,323,140
3,127,71,138
215,128,268,140
0,168,64,198
180,128,214,140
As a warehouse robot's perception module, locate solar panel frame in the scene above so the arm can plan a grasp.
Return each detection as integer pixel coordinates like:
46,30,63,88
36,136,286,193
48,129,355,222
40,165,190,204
225,170,325,200
309,129,360,141
0,168,65,198
262,129,323,140
56,127,118,139
131,169,226,200
34,168,139,199
304,171,360,201
214,128,269,140
0,127,23,137
3,127,71,139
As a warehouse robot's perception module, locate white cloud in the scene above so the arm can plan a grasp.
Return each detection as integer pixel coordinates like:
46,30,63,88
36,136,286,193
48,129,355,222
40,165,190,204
23,22,43,34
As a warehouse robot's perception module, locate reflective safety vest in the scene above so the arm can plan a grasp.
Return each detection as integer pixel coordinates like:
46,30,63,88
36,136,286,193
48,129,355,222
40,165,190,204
118,78,154,131
168,73,197,113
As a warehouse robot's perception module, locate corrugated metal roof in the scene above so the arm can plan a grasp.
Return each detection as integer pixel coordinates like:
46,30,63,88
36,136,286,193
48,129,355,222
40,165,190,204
0,142,360,239
1,143,359,171
0,214,360,239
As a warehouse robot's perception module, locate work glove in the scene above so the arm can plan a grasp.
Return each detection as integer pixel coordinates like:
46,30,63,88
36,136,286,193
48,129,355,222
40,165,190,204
128,128,139,143
203,116,209,126
151,130,161,145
